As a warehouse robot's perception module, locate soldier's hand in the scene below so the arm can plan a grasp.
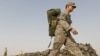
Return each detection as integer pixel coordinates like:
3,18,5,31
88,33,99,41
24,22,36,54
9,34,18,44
70,28,78,35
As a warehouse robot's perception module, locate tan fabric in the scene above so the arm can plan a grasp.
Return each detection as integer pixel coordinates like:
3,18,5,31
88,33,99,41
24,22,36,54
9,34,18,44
49,34,83,56
64,35,83,56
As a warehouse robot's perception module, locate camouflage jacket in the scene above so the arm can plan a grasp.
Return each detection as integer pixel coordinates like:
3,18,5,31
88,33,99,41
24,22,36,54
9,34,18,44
55,11,72,34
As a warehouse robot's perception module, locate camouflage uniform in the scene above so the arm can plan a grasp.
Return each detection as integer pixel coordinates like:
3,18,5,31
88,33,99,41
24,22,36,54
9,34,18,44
48,12,83,56
4,48,7,56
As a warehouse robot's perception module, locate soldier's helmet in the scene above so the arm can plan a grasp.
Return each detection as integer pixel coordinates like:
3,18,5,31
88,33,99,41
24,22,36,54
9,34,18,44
66,2,76,8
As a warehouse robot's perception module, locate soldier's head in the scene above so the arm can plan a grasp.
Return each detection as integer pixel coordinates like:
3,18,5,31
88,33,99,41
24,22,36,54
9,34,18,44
65,2,76,13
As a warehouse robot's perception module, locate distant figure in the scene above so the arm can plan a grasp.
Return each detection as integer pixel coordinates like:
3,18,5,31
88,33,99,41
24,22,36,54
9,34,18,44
19,51,24,56
3,48,7,56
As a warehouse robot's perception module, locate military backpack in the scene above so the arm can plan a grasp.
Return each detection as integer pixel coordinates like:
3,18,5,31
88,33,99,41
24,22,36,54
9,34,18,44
47,8,61,37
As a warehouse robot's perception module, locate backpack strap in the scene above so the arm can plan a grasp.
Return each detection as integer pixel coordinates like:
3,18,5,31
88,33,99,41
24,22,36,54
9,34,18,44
48,36,53,48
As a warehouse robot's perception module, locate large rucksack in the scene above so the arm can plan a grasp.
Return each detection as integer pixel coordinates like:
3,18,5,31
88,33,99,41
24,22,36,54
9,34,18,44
47,8,61,47
47,8,61,37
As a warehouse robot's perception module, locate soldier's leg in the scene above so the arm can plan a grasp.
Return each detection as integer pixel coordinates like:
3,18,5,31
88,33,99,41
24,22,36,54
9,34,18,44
65,35,83,56
48,42,63,56
49,34,66,56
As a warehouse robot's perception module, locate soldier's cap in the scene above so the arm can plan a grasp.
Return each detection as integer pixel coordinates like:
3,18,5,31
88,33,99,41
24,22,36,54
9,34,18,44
66,2,76,8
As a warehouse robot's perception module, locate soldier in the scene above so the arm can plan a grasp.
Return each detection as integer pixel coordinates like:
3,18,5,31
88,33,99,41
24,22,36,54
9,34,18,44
3,48,7,56
19,51,24,56
48,2,83,56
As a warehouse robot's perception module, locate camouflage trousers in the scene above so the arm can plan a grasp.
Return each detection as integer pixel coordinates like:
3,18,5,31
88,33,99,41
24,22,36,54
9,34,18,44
48,32,83,56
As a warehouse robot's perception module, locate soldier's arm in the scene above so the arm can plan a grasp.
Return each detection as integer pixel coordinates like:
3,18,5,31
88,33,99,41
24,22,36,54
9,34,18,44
58,13,72,31
60,20,78,35
59,20,72,31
